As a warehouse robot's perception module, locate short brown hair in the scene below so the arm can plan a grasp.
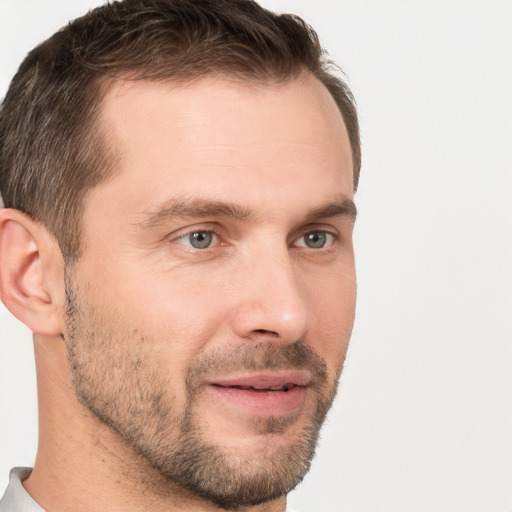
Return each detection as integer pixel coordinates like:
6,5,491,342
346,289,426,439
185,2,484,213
0,0,360,261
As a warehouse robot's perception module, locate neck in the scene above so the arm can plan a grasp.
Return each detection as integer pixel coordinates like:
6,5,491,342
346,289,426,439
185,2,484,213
24,336,287,512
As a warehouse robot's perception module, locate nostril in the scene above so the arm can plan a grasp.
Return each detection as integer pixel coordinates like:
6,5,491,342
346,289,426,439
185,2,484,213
253,329,278,336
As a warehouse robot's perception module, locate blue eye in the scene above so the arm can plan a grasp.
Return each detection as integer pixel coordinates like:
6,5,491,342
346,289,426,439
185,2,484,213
178,231,216,249
294,231,335,249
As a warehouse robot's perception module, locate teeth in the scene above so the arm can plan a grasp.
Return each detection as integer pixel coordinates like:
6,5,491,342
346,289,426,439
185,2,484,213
271,384,293,391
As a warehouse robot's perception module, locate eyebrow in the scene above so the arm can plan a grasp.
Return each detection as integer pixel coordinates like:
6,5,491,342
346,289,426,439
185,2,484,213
137,196,356,229
137,198,256,228
303,199,357,224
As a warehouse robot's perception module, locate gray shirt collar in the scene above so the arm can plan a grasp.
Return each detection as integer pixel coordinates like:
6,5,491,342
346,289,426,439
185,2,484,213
0,468,45,512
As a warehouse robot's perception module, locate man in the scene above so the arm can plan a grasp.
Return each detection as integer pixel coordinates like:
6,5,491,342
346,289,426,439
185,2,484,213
0,0,360,510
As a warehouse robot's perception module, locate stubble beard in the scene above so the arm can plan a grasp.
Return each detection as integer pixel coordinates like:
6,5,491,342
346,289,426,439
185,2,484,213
63,273,345,510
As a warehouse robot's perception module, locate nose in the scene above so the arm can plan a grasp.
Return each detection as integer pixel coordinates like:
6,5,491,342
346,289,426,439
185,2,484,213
230,245,313,343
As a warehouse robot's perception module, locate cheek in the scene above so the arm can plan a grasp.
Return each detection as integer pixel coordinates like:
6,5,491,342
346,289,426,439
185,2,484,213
307,269,356,370
117,268,230,362
73,259,228,393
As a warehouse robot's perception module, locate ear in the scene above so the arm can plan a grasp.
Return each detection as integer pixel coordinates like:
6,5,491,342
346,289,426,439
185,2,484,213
0,208,66,336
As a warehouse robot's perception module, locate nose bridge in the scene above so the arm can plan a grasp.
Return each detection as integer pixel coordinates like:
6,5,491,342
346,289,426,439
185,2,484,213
231,240,311,342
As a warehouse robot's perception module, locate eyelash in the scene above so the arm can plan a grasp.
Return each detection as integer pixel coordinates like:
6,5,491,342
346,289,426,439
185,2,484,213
175,230,221,250
172,227,338,251
293,231,337,249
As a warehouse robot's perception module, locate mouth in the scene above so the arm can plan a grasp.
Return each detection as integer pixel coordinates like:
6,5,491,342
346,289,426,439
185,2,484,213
216,383,295,392
206,372,310,417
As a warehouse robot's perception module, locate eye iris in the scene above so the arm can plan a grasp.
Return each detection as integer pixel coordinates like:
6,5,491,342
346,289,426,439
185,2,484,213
189,231,213,249
305,232,326,249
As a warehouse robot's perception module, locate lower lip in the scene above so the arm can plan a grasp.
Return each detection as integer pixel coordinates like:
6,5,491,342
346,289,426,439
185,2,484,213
207,384,307,417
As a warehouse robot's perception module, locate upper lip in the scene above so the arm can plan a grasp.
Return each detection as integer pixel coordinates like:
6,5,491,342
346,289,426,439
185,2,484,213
208,371,311,390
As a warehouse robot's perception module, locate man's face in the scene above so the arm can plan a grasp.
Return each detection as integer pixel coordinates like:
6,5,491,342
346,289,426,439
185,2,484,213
64,73,356,508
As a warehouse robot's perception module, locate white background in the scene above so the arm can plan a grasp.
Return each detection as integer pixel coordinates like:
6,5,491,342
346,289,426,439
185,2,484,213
1,1,511,511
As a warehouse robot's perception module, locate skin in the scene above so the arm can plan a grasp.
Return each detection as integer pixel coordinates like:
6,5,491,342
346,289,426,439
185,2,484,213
0,71,356,512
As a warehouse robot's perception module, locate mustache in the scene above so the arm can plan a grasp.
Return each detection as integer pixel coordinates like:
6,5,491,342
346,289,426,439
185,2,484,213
185,339,328,394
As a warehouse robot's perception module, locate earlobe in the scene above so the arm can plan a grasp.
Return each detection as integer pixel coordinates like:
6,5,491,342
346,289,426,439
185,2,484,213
0,209,65,336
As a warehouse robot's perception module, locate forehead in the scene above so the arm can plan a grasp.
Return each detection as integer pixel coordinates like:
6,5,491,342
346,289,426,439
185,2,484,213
91,73,353,220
